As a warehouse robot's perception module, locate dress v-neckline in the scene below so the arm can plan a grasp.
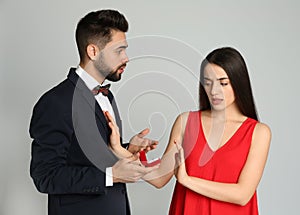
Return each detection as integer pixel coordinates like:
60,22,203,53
199,111,249,153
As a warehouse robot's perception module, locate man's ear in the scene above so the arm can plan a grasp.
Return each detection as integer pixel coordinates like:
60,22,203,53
86,44,99,61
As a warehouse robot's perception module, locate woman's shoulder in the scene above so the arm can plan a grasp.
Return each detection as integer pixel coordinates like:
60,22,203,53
175,110,204,130
176,110,213,122
252,122,272,148
178,110,208,118
174,112,190,127
173,111,196,131
254,122,271,136
178,111,190,119
177,110,201,122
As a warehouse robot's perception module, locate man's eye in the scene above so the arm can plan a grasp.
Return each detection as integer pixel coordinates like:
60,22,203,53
115,49,123,54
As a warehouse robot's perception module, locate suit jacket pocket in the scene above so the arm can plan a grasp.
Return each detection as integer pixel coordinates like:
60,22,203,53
59,194,100,206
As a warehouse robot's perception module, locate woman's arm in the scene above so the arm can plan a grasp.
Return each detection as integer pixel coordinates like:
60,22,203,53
175,122,271,206
142,112,189,188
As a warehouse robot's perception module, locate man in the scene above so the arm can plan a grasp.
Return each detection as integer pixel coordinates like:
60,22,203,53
29,9,158,215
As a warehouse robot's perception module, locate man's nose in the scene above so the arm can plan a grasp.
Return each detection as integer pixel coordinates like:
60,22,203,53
122,52,129,64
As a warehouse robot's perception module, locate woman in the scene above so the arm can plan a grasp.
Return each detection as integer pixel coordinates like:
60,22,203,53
106,47,271,215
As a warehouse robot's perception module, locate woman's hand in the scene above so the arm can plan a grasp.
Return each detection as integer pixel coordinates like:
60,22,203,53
174,140,189,186
104,111,121,149
104,111,133,158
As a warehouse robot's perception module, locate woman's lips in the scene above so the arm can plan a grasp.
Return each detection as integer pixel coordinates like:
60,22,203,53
211,98,223,105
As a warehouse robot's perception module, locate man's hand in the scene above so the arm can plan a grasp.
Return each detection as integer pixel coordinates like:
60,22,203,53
128,128,159,154
112,153,159,183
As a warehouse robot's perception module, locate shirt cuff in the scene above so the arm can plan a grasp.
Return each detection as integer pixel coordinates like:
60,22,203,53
105,167,113,187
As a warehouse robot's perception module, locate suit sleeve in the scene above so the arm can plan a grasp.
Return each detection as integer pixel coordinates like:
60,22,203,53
29,92,109,195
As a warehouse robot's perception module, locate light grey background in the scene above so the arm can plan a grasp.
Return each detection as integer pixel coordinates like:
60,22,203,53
1,0,299,214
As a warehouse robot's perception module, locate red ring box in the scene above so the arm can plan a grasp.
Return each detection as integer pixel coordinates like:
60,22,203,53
139,150,161,167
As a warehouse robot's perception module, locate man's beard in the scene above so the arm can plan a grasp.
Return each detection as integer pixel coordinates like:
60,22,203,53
106,63,126,82
95,53,126,82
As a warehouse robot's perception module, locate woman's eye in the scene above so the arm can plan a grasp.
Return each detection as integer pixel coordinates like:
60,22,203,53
220,82,229,86
204,81,211,86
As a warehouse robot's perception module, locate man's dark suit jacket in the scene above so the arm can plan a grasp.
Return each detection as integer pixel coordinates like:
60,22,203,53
29,68,130,215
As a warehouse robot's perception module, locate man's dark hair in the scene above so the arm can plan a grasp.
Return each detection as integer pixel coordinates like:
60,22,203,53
75,9,128,61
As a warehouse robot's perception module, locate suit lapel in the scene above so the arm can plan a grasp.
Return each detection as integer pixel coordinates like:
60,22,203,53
68,68,109,133
108,92,122,138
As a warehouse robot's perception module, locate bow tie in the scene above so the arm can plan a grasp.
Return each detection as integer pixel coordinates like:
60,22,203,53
92,84,111,96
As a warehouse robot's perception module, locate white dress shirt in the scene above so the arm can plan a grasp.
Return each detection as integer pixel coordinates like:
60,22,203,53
75,66,116,120
75,66,114,187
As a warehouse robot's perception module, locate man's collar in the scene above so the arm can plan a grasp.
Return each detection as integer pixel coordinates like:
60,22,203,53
75,66,100,91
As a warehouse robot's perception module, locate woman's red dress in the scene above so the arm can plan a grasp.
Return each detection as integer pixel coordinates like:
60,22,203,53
169,111,259,215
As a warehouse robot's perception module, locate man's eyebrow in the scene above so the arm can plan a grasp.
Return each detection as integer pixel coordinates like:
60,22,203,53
115,45,128,49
